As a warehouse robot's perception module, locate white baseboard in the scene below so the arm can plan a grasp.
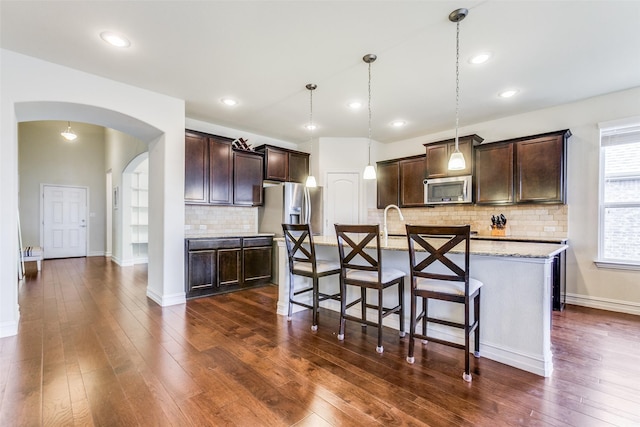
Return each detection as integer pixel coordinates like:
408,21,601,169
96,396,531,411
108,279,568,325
146,288,185,307
317,299,552,377
0,307,20,338
88,251,105,257
0,321,19,338
110,255,125,266
566,293,640,316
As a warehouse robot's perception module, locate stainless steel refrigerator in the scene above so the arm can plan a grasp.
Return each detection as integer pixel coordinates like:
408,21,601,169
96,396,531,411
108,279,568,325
259,182,324,237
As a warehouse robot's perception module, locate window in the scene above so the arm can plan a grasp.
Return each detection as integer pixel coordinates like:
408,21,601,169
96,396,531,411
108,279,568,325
598,122,640,269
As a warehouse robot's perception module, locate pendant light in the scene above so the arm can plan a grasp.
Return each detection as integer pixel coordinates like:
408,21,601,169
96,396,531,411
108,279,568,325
61,121,78,141
447,8,468,171
362,54,377,180
304,83,318,187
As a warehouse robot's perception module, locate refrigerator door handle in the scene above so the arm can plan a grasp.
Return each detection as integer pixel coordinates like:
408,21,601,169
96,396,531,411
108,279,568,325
303,187,311,224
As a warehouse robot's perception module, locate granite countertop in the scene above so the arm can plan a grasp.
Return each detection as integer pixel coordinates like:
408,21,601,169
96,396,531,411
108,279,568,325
185,232,275,239
296,235,568,259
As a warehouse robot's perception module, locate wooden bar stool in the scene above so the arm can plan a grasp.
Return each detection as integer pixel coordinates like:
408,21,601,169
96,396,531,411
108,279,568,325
334,224,405,353
282,224,341,331
405,224,482,382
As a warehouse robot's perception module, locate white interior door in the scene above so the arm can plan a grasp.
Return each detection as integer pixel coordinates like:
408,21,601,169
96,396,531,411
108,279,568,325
42,185,87,259
325,172,360,237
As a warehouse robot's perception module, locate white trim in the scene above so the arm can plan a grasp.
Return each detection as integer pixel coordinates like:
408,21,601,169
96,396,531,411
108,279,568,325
317,299,553,377
110,255,126,266
594,259,640,271
566,293,640,316
0,307,20,338
146,288,185,307
88,251,105,257
477,340,553,378
597,127,640,264
598,115,640,130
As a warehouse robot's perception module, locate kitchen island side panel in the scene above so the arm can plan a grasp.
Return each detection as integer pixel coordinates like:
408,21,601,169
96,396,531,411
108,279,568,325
275,238,556,377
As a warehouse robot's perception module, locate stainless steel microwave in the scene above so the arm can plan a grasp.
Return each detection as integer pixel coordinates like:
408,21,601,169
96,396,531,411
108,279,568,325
423,175,472,205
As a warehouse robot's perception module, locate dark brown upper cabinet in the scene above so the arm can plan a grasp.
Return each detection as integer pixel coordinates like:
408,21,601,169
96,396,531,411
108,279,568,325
185,131,234,205
399,156,427,207
474,142,514,205
424,134,483,178
376,154,426,208
208,136,234,205
255,144,310,183
376,161,400,209
515,131,569,204
185,130,263,206
185,131,210,204
474,129,570,205
233,150,264,206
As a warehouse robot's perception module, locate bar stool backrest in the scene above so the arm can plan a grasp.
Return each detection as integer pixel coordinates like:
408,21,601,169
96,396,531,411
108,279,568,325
406,224,471,293
282,223,317,274
334,224,382,283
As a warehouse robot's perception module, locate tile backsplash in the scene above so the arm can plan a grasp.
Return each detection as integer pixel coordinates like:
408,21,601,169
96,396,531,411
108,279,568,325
368,204,568,239
185,204,567,240
185,205,257,236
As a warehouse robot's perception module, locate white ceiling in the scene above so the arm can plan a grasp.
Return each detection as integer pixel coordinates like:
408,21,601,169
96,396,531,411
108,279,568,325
2,1,639,145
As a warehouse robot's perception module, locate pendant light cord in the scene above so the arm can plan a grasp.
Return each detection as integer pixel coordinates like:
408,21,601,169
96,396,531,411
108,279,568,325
455,20,460,151
309,88,314,136
368,60,372,164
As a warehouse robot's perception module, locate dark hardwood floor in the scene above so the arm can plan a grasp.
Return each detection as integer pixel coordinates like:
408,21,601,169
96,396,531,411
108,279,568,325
2,257,640,426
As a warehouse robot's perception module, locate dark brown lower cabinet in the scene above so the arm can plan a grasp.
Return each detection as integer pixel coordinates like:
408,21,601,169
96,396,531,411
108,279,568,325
243,246,272,284
186,250,217,299
185,236,273,299
552,250,566,311
218,248,241,289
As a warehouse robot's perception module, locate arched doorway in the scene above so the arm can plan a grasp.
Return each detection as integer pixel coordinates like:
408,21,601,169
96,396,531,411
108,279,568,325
1,50,187,338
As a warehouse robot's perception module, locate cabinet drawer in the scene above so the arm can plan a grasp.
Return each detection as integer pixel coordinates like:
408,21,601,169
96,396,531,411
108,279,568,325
187,238,242,251
243,237,273,248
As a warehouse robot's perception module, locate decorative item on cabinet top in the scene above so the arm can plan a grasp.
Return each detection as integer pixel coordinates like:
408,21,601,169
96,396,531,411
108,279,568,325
184,129,264,206
232,137,253,151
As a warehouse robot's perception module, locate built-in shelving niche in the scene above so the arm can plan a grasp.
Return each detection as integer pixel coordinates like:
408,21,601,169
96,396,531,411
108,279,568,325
122,152,148,265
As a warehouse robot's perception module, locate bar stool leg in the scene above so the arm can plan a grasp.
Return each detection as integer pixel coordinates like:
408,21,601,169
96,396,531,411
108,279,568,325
338,279,346,341
287,272,294,321
376,288,384,353
311,277,319,331
398,278,405,337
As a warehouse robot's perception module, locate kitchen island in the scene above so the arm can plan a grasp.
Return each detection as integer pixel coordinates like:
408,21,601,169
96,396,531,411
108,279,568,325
274,235,568,377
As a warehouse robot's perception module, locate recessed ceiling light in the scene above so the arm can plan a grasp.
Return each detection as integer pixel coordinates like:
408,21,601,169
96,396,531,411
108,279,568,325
498,89,519,98
390,120,406,128
469,52,491,64
348,101,362,109
304,123,317,131
100,31,131,48
221,98,238,106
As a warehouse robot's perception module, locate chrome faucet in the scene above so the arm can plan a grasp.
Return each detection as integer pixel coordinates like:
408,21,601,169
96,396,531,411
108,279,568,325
383,204,404,246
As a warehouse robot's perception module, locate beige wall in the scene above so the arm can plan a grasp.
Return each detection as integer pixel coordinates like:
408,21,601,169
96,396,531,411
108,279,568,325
375,87,640,314
18,121,106,255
